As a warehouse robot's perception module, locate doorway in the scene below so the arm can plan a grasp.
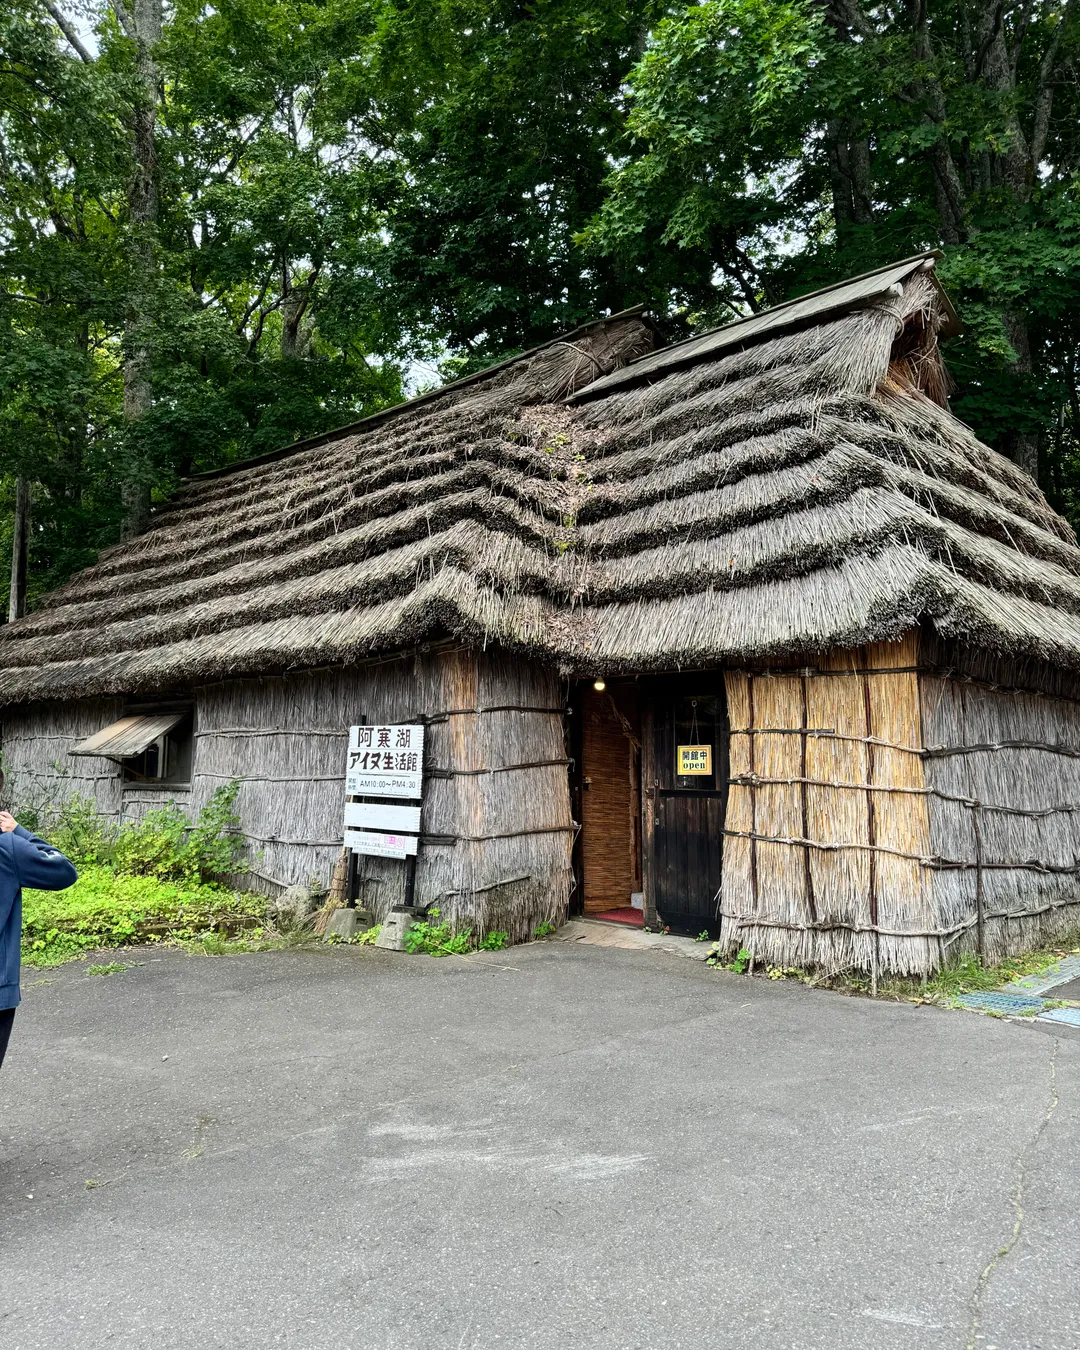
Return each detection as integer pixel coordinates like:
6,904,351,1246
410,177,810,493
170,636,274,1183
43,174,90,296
577,682,643,924
643,678,729,937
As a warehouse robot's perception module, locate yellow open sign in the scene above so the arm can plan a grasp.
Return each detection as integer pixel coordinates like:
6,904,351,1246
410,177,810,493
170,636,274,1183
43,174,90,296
677,744,712,775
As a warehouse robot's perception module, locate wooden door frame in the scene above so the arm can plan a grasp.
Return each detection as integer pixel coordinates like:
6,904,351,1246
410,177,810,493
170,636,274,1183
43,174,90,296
566,691,585,917
640,675,729,935
640,697,659,930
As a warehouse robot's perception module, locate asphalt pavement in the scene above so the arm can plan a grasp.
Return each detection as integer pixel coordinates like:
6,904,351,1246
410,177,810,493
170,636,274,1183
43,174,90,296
0,940,1077,1350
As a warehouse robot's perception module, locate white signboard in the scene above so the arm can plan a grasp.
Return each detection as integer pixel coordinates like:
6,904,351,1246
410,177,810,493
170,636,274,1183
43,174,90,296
346,724,424,799
344,801,422,834
344,828,419,860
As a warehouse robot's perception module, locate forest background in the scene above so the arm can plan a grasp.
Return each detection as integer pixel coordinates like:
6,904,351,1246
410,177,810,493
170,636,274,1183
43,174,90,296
2,0,1078,613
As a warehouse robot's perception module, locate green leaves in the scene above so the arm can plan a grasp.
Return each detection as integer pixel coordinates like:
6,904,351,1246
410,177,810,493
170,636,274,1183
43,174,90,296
354,0,667,363
21,865,266,966
4,0,1080,606
1,0,404,609
112,782,248,885
582,0,1080,514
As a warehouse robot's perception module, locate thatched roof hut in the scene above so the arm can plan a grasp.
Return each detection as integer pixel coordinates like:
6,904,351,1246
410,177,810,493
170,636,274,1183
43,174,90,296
4,252,1080,975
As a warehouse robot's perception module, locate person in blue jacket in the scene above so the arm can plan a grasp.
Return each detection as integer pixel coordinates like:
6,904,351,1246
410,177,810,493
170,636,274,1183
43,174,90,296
0,800,78,1071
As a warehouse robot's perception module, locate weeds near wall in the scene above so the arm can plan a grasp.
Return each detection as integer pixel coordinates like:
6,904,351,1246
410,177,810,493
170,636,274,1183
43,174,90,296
709,937,1080,1007
404,907,510,958
113,783,246,883
21,867,268,966
19,782,263,965
8,780,246,883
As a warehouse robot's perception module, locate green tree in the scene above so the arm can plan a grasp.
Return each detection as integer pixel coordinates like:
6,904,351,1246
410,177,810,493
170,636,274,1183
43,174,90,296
1,0,403,610
340,0,667,372
584,0,1080,505
6,0,1080,615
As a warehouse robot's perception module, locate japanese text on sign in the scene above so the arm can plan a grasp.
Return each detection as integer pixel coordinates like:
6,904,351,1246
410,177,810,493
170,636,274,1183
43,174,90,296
346,724,425,799
677,744,712,776
344,828,418,860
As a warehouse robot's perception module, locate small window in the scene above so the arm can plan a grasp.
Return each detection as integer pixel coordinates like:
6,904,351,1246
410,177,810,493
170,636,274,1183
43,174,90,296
70,707,194,785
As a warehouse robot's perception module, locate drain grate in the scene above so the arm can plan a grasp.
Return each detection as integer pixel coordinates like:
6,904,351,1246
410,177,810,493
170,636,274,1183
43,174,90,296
1010,954,1080,996
1037,1007,1080,1028
955,991,1046,1013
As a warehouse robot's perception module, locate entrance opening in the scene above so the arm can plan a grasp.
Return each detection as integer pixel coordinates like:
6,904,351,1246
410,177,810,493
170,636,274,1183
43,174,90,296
577,682,643,925
644,677,729,937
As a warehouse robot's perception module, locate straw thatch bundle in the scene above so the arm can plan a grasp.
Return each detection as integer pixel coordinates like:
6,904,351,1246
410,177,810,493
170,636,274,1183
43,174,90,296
2,259,1077,705
722,632,938,977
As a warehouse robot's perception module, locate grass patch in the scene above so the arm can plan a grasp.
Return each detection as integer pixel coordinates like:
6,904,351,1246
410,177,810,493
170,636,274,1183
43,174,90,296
879,943,1080,1004
10,779,295,966
22,865,268,966
85,962,131,977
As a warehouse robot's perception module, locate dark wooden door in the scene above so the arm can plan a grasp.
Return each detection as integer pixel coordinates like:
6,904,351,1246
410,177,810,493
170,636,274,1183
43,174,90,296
644,679,728,937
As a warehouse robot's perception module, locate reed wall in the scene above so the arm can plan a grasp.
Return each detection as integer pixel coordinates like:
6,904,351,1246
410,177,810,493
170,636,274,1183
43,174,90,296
721,632,938,975
0,646,573,942
194,645,573,936
0,697,125,821
921,629,1080,962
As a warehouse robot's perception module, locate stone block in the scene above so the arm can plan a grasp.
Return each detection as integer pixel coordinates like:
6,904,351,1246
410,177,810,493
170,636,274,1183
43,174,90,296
274,885,318,925
374,906,421,951
324,908,358,941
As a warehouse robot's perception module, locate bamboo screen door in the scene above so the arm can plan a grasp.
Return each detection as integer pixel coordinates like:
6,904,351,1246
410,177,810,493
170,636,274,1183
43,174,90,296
643,678,729,936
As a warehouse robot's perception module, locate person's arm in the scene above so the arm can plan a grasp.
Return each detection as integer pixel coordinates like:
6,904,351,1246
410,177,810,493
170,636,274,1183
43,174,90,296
3,819,78,892
0,835,19,930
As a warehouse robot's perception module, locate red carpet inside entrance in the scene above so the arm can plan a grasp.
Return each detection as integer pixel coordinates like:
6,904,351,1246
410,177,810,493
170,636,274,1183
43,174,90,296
590,907,644,927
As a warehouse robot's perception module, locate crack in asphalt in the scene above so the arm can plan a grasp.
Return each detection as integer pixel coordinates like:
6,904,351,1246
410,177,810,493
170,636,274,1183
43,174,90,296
963,1037,1060,1350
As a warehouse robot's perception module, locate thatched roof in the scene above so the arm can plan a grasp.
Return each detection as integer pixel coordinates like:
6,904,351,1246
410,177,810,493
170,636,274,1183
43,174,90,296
3,253,1079,704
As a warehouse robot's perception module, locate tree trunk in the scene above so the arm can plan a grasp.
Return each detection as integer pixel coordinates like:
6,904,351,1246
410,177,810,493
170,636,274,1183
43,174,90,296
1000,310,1039,478
120,0,162,538
976,10,1031,197
281,284,306,361
8,478,30,623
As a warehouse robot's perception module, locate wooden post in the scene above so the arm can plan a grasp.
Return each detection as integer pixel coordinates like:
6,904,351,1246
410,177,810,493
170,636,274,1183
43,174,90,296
8,477,29,623
799,673,817,922
861,671,879,986
640,698,657,928
345,713,365,906
405,766,423,911
403,853,418,909
747,676,759,911
345,848,359,906
973,802,985,964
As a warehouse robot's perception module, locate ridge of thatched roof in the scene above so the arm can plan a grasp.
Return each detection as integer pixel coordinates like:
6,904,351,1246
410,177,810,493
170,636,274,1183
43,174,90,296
3,259,1080,704
568,251,960,401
